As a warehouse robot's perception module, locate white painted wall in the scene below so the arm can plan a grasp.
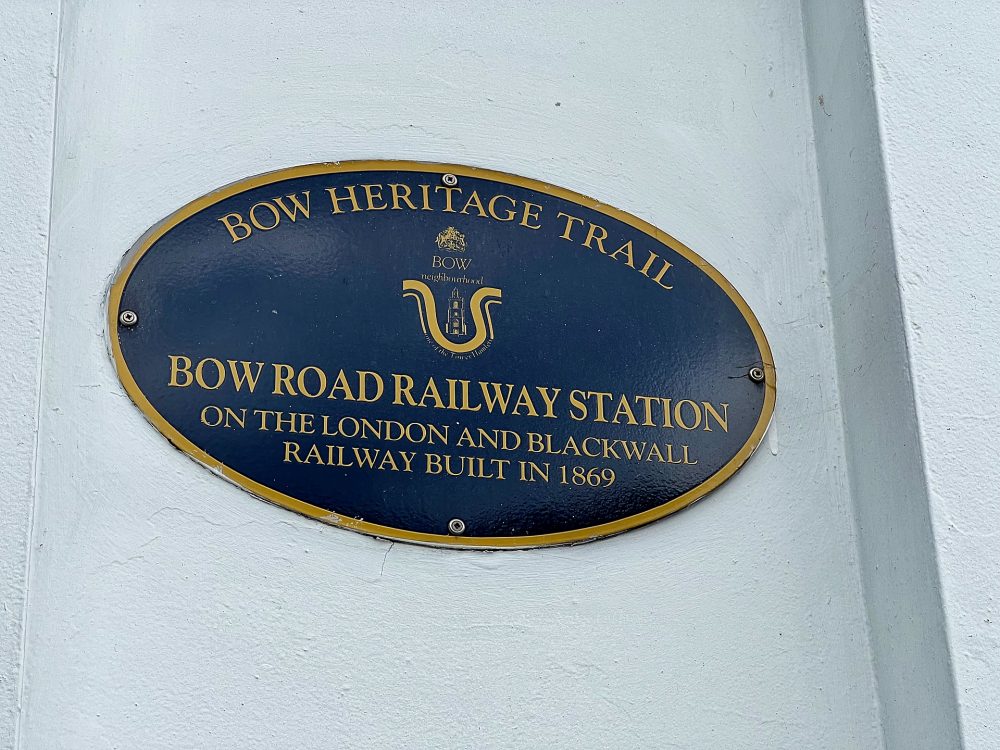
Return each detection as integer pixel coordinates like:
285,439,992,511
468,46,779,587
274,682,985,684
801,2,961,747
5,0,996,747
866,3,1000,747
0,2,60,747
17,2,885,747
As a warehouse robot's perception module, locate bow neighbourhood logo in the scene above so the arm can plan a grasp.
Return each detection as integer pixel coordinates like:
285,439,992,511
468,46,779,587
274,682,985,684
402,228,502,358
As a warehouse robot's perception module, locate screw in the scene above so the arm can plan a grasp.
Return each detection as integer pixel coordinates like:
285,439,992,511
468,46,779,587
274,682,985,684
748,366,765,383
448,518,466,535
119,310,138,327
442,173,458,187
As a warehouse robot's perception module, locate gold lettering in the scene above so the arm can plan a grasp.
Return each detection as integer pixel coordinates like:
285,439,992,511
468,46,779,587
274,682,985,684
389,183,418,210
361,184,388,211
377,450,398,471
582,437,602,457
651,258,674,290
620,441,645,461
272,363,297,395
674,399,702,430
298,413,315,434
357,370,384,402
168,355,193,387
418,377,445,408
460,380,482,412
194,358,225,389
660,397,673,427
327,369,356,400
255,409,275,430
612,395,639,425
487,194,517,222
633,395,658,426
326,185,362,214
556,211,585,240
583,223,609,254
588,391,613,423
392,373,417,406
511,386,539,417
249,202,281,230
434,185,462,212
519,201,543,229
296,366,327,398
536,387,561,418
272,192,311,221
609,240,636,267
418,184,433,210
480,382,515,413
200,405,223,427
568,389,588,420
283,440,302,463
218,213,252,243
638,249,660,276
459,190,488,218
425,452,442,475
354,447,381,469
703,402,729,432
227,360,264,392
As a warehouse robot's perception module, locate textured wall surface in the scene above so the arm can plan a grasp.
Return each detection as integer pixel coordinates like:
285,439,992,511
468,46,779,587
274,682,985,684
867,3,1000,747
0,3,61,748
10,1,897,747
801,1,962,747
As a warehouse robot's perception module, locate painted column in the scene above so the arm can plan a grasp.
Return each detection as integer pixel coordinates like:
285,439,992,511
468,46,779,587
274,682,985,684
0,2,61,747
867,2,1000,746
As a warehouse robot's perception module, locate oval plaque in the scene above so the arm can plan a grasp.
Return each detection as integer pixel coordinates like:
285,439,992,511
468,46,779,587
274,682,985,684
108,161,775,548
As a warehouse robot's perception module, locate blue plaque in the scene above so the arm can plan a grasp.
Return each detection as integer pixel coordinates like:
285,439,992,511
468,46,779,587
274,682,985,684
108,162,775,547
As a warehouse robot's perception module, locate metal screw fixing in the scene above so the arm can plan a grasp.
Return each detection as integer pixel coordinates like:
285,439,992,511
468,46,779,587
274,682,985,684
442,173,458,186
119,310,138,327
448,518,466,535
748,366,765,383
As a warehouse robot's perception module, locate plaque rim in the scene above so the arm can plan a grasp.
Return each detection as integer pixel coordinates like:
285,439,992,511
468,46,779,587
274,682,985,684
106,160,776,548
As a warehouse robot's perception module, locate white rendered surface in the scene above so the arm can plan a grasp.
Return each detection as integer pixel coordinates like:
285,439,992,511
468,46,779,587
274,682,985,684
867,2,1000,746
802,1,961,747
14,0,992,747
0,2,60,747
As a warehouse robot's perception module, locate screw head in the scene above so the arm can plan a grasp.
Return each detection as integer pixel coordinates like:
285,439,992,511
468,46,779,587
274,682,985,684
442,173,458,187
748,366,765,383
119,310,138,327
448,518,466,535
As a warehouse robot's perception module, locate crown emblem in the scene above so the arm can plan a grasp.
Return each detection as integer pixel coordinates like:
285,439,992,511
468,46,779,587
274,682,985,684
435,226,467,253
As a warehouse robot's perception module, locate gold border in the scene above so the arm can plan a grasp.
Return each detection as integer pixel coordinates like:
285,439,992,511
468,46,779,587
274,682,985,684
106,161,776,549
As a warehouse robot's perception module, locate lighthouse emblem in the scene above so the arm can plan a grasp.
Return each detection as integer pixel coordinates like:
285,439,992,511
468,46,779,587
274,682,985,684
402,229,502,358
447,288,467,336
